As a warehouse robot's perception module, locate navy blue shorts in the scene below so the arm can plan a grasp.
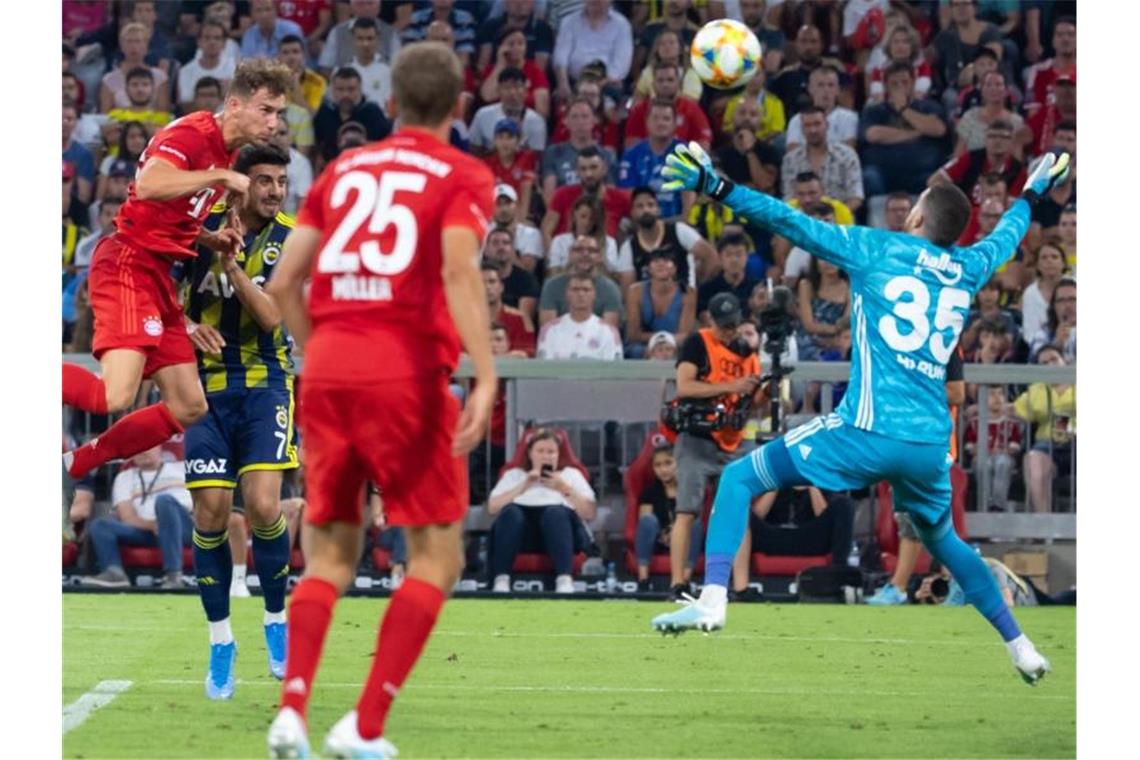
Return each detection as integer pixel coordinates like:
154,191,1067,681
185,386,299,489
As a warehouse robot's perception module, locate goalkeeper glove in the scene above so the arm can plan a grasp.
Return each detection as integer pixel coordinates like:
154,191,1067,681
1022,152,1071,204
661,141,735,201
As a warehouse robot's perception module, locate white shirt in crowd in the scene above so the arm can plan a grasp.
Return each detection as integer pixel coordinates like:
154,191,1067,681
469,103,548,151
784,107,860,148
110,462,192,521
348,57,392,109
515,223,545,261
547,233,629,273
490,466,595,508
284,146,313,215
783,246,813,282
537,313,623,360
1020,282,1050,343
177,56,236,104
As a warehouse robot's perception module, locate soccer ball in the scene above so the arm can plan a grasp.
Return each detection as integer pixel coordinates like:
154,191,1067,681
690,19,763,90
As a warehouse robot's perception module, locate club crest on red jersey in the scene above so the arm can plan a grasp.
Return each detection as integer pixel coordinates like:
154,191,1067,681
143,315,164,337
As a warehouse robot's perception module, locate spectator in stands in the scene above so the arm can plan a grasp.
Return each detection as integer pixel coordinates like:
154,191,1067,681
1057,204,1076,273
1027,78,1075,158
633,28,702,103
865,21,931,105
73,195,122,276
319,0,401,74
965,386,1022,512
474,0,554,74
781,202,836,286
313,67,391,165
542,97,619,203
483,263,536,357
484,226,541,323
271,119,312,215
241,0,303,58
278,34,327,114
620,188,714,289
716,100,781,196
62,100,95,207
925,0,1003,111
969,317,1014,366
960,278,1020,356
549,74,622,152
66,195,121,346
537,275,625,360
345,17,393,109
547,196,629,287
720,66,786,146
1024,16,1076,113
646,330,678,361
952,47,1018,118
632,0,699,83
79,446,194,590
196,1,245,66
781,106,863,214
539,236,624,328
743,486,855,568
1020,240,1068,346
797,256,850,413
767,173,853,276
542,147,631,245
1028,278,1076,364
1012,344,1075,513
487,429,598,594
634,443,702,591
177,20,234,111
401,0,477,65
62,72,102,151
484,125,538,223
698,233,760,324
735,0,786,73
100,23,170,113
470,67,547,155
552,0,634,102
860,62,950,197
624,62,713,151
192,76,224,115
491,184,545,267
624,250,696,358
1026,133,1076,251
480,27,551,119
276,0,333,60
956,72,1029,157
883,191,913,231
768,24,848,117
784,66,858,152
125,0,173,73
107,68,173,133
619,100,692,220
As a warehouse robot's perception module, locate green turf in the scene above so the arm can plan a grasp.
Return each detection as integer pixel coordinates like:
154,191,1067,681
63,595,1075,759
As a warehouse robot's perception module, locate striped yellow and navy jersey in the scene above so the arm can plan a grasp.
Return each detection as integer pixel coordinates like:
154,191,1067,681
182,206,295,394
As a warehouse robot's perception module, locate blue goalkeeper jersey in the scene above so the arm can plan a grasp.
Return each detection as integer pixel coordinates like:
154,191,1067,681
725,186,1031,445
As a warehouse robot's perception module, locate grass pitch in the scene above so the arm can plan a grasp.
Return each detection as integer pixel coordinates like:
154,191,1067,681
63,595,1075,758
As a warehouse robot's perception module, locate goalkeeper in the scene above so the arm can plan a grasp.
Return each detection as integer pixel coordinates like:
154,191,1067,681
649,142,1071,686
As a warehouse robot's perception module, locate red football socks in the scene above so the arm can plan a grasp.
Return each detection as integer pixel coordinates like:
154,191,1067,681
280,577,340,720
356,578,446,740
63,363,108,414
65,402,182,478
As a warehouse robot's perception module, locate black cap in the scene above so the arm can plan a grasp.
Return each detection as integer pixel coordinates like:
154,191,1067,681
708,292,743,328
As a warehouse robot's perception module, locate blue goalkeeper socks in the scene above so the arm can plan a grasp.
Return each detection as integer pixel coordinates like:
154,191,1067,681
251,514,291,615
193,528,233,623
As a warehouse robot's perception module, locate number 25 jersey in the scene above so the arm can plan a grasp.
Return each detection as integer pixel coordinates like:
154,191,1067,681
297,128,495,384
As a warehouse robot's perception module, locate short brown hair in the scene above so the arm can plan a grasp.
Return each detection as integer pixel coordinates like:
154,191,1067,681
392,42,463,126
228,58,293,99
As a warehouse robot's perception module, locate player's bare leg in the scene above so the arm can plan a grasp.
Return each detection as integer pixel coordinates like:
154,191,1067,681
669,513,695,597
242,470,293,679
192,487,240,699
227,513,250,597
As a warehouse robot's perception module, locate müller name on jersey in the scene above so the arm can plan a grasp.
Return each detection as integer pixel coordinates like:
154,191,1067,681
331,272,393,301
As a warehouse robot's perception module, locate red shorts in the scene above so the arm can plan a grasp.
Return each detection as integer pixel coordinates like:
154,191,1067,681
88,235,195,378
299,377,467,528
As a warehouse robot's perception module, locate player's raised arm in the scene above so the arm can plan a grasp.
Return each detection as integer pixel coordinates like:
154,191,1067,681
135,156,249,202
662,141,866,273
265,225,319,348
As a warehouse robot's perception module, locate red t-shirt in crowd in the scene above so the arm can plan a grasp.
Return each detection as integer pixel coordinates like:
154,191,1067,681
297,128,495,383
624,96,712,147
941,151,1026,206
115,111,236,259
1026,104,1073,156
479,60,549,111
482,149,538,194
550,111,621,151
276,0,332,36
494,304,535,356
549,185,631,238
1027,62,1075,110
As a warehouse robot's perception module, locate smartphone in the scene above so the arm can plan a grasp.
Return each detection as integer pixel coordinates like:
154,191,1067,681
540,464,553,477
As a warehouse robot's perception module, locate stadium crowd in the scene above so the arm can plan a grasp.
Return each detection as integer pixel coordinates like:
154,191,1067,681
62,0,1077,590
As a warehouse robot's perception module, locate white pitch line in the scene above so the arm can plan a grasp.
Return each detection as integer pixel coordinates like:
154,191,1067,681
149,679,1072,701
63,680,133,733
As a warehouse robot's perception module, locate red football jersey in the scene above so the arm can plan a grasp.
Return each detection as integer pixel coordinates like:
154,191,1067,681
115,111,236,260
298,128,495,383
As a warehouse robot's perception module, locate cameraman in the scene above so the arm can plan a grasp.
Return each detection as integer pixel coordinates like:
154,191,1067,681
668,292,764,599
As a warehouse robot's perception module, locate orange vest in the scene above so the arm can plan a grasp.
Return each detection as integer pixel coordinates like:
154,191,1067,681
698,328,761,452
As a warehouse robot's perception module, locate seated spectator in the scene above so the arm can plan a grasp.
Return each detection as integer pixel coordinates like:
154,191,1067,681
124,0,174,73
401,0,477,66
62,162,88,269
490,184,544,268
278,34,328,114
474,0,554,73
968,317,1014,366
469,67,547,155
191,76,225,116
1057,204,1077,273
771,174,852,279
1019,241,1069,346
618,101,692,220
721,67,786,150
313,67,392,165
62,73,103,151
270,119,313,215
633,0,699,75
547,196,628,287
1011,345,1075,513
369,490,407,588
735,0,786,73
744,486,855,569
925,0,1003,112
242,0,304,58
537,275,625,360
78,446,194,590
1028,278,1076,364
882,191,913,232
841,0,888,65
861,63,950,197
797,257,850,413
319,0,401,75
768,24,849,117
955,174,1013,242
66,195,121,346
346,17,393,109
62,99,96,207
646,330,678,361
487,429,597,593
865,21,931,105
623,62,712,151
551,0,633,101
1023,16,1076,114
782,202,837,287
624,250,696,358
634,443,701,591
959,278,1021,356
783,65,858,152
633,28,702,103
483,227,541,323
106,68,173,133
955,72,1029,157
101,22,170,112
716,99,781,196
196,1,245,67
539,235,624,328
276,0,334,59
621,189,715,289
177,20,235,110
483,122,537,222
542,97,619,203
1027,79,1076,159
698,233,760,323
483,263,536,357
964,386,1023,512
480,27,551,119
548,74,621,152
542,147,631,245
781,105,863,214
